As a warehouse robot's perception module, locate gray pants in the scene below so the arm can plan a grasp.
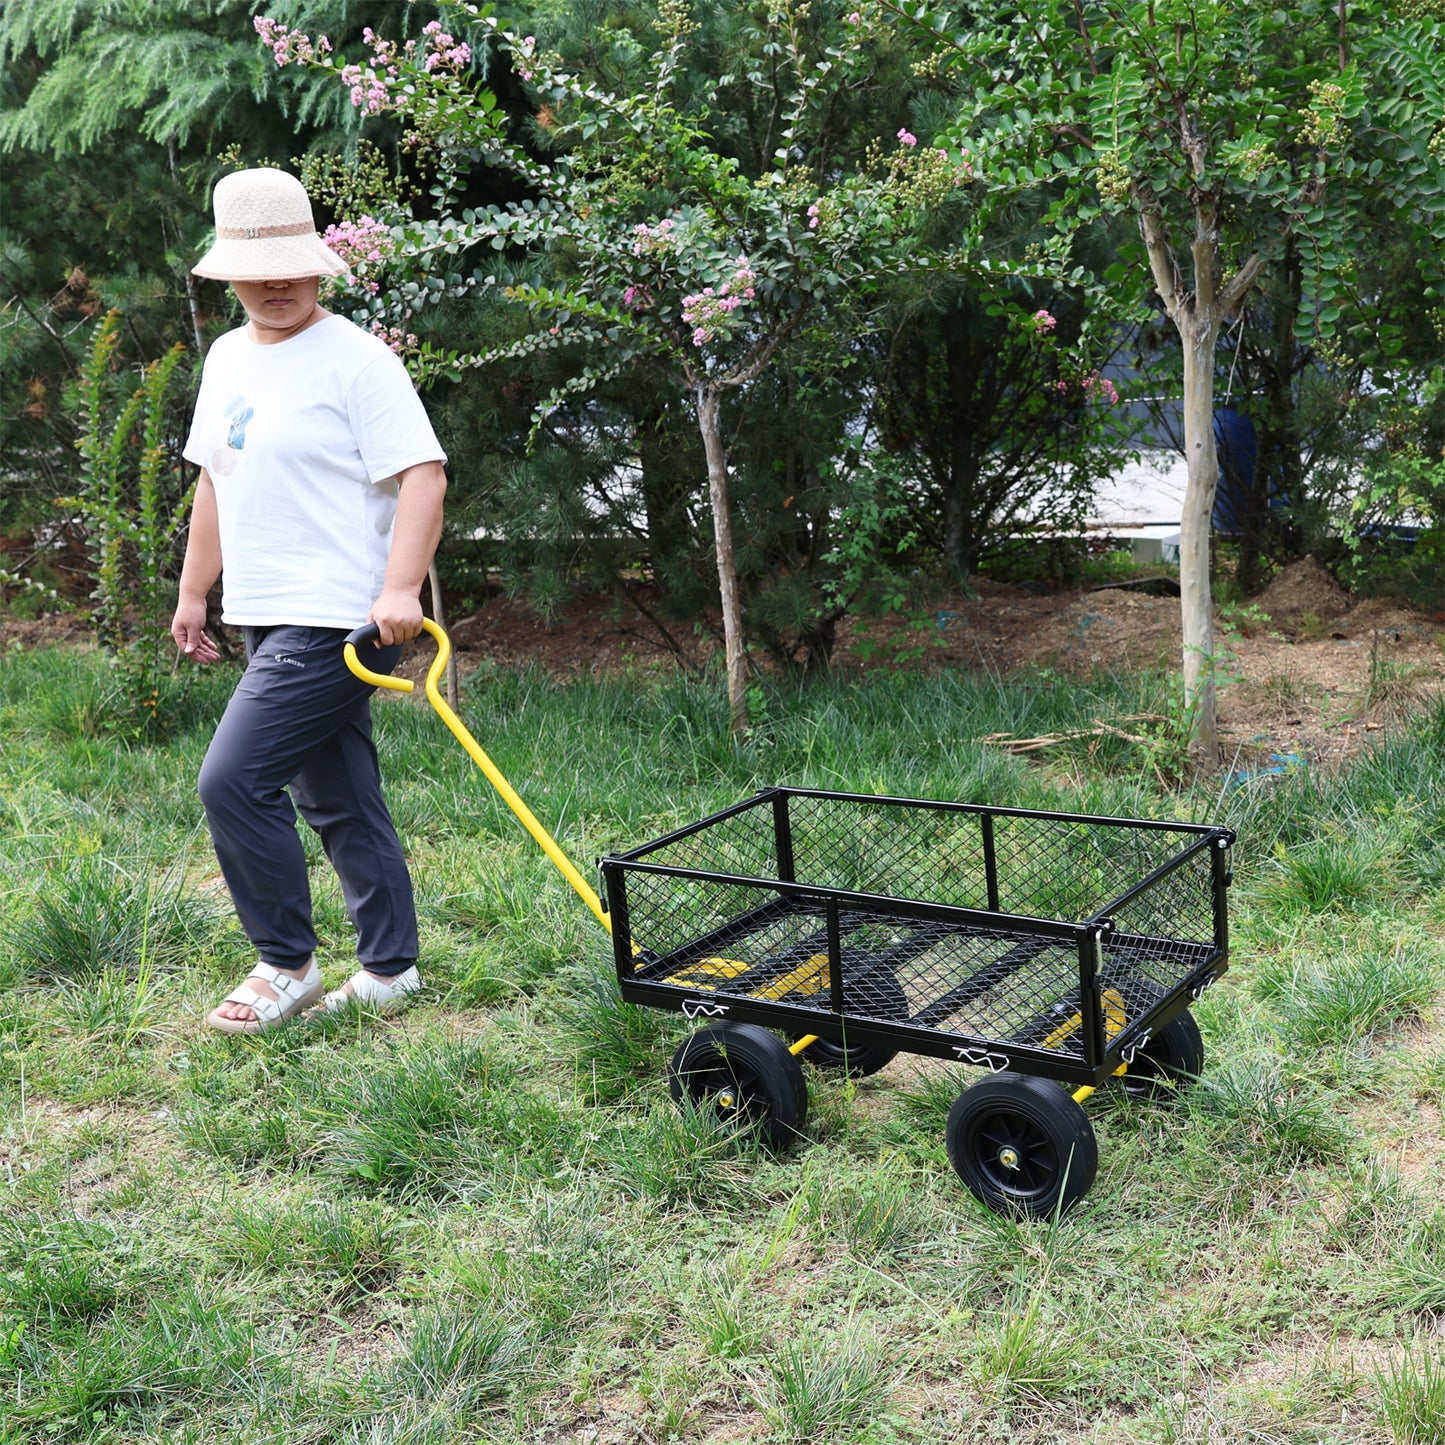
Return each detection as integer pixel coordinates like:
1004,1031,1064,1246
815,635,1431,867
198,624,418,976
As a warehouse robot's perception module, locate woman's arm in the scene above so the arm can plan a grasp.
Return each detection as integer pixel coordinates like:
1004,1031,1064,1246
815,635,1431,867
369,459,448,645
172,467,222,663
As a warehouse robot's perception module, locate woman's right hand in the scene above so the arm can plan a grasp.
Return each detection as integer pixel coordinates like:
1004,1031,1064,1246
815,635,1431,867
172,597,219,663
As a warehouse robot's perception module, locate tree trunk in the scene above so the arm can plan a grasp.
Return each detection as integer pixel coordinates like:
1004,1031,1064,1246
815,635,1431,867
695,386,749,735
637,398,697,595
1178,321,1222,761
941,331,979,584
426,559,457,710
1137,197,1263,767
169,140,207,359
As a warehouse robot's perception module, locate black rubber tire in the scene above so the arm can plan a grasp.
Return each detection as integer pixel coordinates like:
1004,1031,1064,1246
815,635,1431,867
668,1022,808,1150
1119,1006,1204,1102
794,971,908,1078
946,1073,1098,1218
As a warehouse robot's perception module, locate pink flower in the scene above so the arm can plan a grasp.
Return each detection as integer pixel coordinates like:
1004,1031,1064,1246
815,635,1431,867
254,15,323,67
897,128,917,147
321,215,394,269
1033,309,1057,333
422,26,470,72
681,260,757,345
368,320,417,355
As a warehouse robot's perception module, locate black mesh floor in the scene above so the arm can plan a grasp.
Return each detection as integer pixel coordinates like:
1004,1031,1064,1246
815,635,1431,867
634,900,1210,1062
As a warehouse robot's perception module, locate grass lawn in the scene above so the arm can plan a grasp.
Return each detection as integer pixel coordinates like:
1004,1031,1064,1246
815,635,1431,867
1,641,1443,1444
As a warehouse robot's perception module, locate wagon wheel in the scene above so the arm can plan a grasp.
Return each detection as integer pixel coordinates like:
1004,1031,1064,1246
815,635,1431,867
946,1073,1098,1219
1119,1008,1204,1102
793,971,909,1078
1114,981,1205,1102
669,1022,808,1151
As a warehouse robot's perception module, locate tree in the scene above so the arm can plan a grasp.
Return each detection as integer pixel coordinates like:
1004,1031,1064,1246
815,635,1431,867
889,0,1445,760
872,285,1127,582
262,0,984,733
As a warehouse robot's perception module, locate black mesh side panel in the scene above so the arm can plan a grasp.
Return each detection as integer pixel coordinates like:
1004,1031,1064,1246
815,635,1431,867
620,869,789,968
1099,846,1217,995
636,801,780,880
988,814,1201,922
781,796,990,910
638,795,1206,925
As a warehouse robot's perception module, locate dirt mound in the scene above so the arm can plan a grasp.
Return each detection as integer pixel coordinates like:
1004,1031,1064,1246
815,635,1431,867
1336,596,1438,642
1011,588,1181,673
1256,557,1350,624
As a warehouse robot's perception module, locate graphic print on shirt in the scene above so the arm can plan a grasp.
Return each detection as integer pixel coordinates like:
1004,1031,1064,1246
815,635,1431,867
211,394,253,478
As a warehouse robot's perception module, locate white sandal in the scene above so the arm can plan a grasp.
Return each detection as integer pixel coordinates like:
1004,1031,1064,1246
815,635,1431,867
206,958,325,1034
322,965,422,1015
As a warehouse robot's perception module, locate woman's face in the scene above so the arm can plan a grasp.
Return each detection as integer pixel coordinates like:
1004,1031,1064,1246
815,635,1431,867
230,275,323,343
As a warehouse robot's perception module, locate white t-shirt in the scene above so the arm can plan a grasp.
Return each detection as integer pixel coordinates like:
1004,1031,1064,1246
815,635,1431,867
183,314,446,628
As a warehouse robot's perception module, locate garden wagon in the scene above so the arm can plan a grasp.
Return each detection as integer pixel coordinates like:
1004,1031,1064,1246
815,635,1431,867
348,621,1235,1218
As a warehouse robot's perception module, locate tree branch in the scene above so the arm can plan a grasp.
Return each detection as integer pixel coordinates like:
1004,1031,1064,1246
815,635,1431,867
1217,251,1268,319
1072,0,1100,76
720,312,806,388
1135,197,1184,321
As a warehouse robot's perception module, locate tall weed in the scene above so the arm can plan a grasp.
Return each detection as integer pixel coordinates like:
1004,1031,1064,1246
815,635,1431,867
1377,1345,1445,1445
7,853,219,982
73,310,194,741
750,1327,897,1442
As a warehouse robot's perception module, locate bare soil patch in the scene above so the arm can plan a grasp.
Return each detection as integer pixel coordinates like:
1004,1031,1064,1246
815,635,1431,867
398,559,1445,770
8,558,1442,768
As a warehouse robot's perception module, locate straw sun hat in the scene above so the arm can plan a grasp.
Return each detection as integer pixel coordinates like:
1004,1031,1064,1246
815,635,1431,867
192,168,347,282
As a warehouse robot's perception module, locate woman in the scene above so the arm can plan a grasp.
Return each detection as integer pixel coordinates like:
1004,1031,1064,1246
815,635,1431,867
173,168,448,1033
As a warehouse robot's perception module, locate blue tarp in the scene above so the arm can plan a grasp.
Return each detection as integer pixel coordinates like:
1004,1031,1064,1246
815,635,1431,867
1211,405,1258,534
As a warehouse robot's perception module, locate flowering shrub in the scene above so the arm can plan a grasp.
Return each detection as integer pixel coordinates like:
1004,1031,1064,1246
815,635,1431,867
631,219,677,257
369,321,420,355
679,258,756,346
253,15,470,117
253,17,329,66
253,0,997,729
1054,370,1120,405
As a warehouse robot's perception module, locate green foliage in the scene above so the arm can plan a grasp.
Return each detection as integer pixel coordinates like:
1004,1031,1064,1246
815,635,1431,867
72,310,193,739
7,849,219,984
1340,365,1445,603
4,1,271,155
817,452,919,620
751,1328,896,1441
871,286,1134,582
884,0,1445,750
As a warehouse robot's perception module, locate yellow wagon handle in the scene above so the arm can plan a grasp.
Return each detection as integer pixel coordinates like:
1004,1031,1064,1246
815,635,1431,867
343,619,613,935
